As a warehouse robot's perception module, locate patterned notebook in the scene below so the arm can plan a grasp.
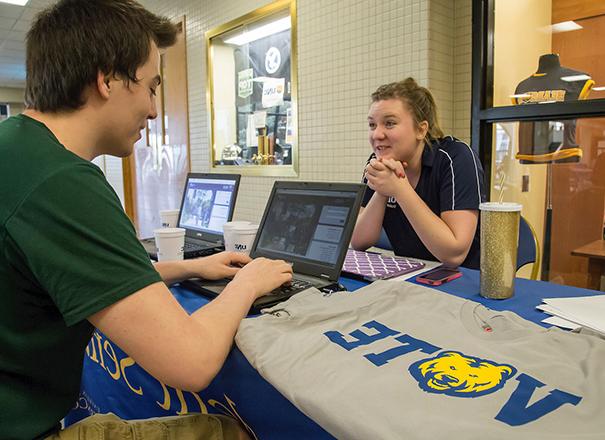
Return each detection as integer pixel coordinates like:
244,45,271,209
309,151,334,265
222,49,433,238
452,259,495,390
342,249,425,281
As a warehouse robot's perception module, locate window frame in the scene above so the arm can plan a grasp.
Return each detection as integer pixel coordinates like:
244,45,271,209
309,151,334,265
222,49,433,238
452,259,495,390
205,0,299,177
471,0,605,188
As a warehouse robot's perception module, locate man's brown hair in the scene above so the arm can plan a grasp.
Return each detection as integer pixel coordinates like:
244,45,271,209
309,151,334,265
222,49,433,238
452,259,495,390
25,0,177,112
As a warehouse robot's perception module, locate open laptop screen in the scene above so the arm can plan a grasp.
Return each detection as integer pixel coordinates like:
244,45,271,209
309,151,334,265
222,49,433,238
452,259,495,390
179,177,238,235
254,187,359,266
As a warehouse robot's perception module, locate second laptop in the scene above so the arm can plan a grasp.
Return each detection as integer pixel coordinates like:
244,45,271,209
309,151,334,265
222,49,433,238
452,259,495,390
140,173,241,260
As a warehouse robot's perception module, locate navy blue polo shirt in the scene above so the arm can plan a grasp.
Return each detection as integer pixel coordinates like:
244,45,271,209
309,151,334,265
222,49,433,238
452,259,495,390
362,136,486,269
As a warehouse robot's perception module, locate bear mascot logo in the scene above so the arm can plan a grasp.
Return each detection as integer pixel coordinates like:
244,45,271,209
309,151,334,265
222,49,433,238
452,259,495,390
409,351,516,398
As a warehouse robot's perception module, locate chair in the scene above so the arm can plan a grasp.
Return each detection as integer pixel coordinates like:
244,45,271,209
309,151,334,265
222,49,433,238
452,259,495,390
517,215,541,280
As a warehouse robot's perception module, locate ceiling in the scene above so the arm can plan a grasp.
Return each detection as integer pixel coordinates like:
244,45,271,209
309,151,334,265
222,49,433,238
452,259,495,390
0,0,57,89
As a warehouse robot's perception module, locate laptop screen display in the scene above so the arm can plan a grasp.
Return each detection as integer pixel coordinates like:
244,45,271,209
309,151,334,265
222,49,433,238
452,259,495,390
255,188,358,265
179,178,237,234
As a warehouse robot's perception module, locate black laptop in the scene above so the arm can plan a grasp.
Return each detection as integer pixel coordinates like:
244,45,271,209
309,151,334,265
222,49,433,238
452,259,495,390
181,181,365,311
141,173,241,260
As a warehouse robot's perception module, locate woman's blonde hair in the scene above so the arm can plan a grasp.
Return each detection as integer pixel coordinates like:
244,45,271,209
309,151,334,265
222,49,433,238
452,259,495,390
371,77,444,145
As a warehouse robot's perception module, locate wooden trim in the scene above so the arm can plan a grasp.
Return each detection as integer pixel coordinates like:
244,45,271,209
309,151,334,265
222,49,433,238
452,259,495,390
160,53,167,146
552,0,605,24
121,155,137,224
179,16,191,173
205,0,291,39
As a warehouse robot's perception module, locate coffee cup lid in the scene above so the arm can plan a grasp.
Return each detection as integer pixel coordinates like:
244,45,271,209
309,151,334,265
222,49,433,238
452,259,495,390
154,227,186,237
223,221,251,230
479,202,522,212
230,224,259,233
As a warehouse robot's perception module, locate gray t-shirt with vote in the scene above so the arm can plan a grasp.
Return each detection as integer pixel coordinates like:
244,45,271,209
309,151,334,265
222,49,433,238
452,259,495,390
236,281,605,440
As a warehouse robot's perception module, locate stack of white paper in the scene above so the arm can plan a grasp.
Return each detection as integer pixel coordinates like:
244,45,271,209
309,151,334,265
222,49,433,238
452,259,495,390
537,295,605,333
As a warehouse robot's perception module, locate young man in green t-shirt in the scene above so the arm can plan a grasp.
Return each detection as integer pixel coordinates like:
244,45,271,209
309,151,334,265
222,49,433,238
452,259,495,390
0,1,292,438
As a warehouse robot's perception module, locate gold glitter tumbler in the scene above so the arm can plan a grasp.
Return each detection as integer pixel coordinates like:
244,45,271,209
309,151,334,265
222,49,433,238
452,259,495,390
479,202,522,299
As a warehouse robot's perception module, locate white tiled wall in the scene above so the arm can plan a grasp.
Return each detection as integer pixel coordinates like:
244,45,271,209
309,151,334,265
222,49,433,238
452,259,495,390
8,102,24,115
0,86,24,103
139,0,472,222
452,0,472,143
427,0,454,135
0,86,25,115
426,0,472,143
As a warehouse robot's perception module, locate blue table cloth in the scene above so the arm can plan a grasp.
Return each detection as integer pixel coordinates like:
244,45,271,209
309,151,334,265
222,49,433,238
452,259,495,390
65,268,602,438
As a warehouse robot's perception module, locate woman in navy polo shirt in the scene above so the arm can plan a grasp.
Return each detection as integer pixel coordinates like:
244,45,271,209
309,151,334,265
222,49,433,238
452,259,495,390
351,78,486,269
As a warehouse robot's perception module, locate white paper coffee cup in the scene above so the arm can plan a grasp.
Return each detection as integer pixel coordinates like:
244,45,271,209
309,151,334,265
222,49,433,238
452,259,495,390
223,221,250,252
223,222,258,255
154,227,185,261
159,209,180,228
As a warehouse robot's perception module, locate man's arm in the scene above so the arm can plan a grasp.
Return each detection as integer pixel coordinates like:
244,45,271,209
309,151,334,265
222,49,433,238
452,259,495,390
88,257,292,391
153,251,252,285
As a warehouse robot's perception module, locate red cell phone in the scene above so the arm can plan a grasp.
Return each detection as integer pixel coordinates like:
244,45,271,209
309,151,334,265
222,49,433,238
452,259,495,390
416,266,462,286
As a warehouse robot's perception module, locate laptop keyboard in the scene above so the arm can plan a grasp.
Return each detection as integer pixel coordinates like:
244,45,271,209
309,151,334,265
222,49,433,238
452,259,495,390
184,242,204,251
269,277,314,296
182,241,223,259
187,248,218,258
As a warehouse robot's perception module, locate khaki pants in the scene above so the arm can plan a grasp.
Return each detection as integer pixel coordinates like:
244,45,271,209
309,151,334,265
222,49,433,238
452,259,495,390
46,413,250,440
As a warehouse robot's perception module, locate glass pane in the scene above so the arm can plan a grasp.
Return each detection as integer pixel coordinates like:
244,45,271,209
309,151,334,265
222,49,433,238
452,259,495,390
490,117,605,289
493,0,605,107
208,7,294,168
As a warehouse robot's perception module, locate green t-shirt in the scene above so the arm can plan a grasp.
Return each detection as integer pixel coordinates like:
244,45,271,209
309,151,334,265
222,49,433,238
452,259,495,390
0,115,162,439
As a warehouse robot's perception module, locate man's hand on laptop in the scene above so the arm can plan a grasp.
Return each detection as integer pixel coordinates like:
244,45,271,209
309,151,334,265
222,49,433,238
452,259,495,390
229,257,293,299
188,251,252,280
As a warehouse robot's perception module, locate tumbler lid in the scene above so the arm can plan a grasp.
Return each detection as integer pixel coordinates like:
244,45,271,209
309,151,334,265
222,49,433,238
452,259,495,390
479,202,522,212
